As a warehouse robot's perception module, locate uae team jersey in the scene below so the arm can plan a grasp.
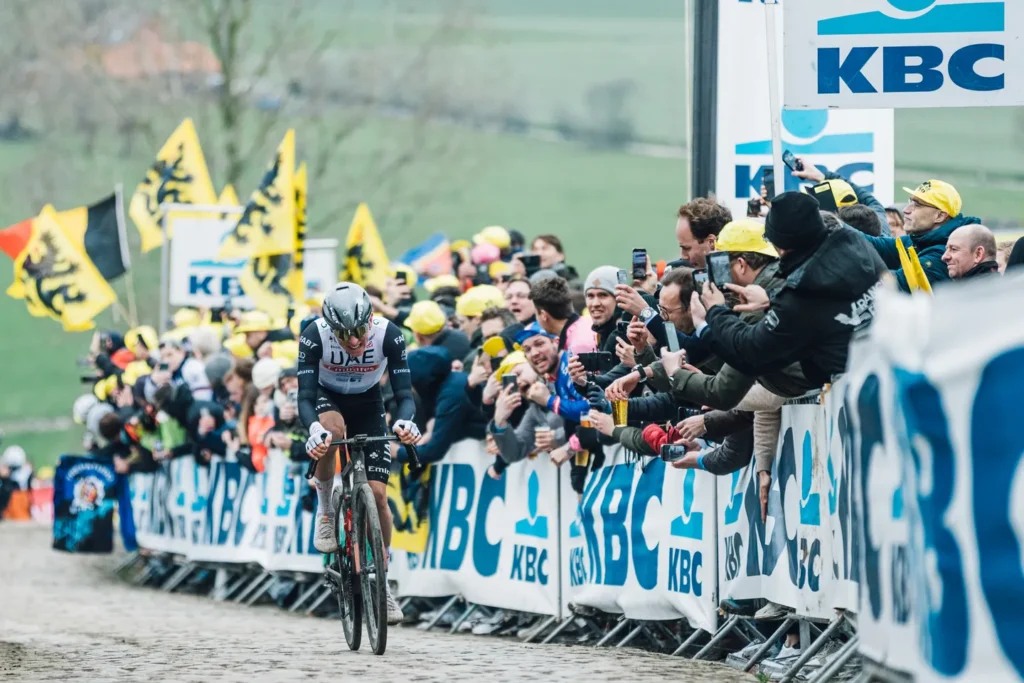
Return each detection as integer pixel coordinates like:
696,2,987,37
296,315,416,430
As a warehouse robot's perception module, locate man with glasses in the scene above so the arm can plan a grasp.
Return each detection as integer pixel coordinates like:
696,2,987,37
863,180,981,291
298,282,419,625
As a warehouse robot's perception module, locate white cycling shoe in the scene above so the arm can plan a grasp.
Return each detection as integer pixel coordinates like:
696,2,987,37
314,511,340,554
386,585,405,625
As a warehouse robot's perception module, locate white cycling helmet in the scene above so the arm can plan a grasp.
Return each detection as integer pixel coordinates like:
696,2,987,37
322,282,372,336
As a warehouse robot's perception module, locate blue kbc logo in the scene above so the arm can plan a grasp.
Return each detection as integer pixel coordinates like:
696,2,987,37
189,260,246,297
511,471,549,585
817,1,1005,96
580,460,704,596
734,109,874,199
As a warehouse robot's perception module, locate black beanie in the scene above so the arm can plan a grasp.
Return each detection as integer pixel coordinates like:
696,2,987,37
765,192,827,250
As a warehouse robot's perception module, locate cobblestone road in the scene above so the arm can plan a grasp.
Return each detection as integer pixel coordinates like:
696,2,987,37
1,524,752,682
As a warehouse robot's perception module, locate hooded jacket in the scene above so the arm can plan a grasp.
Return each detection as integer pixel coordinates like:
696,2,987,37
861,214,981,291
705,228,887,387
397,346,472,465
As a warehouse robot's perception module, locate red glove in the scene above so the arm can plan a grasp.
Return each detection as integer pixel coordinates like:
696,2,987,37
642,424,670,454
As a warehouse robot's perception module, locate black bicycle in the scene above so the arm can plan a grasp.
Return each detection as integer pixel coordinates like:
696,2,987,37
305,434,423,655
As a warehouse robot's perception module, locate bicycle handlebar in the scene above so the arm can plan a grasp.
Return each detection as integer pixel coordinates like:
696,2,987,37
304,433,424,480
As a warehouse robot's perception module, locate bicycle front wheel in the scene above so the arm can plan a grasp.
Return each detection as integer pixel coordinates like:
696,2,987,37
332,489,361,651
355,484,388,656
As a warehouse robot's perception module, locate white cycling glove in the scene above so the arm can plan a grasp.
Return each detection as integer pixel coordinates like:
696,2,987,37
306,421,330,455
393,420,420,441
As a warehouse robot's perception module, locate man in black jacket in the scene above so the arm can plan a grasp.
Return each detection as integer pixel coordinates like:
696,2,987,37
696,192,887,387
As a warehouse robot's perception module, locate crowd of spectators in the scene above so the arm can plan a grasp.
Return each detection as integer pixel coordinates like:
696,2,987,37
5,155,1024,643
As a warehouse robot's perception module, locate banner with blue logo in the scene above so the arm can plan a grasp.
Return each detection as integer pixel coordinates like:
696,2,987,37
716,0,894,218
845,276,1024,682
52,455,119,553
784,0,1024,110
717,393,858,621
129,451,320,573
388,440,570,618
569,449,718,632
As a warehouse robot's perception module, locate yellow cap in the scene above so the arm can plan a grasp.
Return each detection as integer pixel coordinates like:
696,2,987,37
494,351,527,381
456,285,505,318
482,335,507,359
224,334,255,359
172,308,202,329
716,219,780,257
424,274,460,293
125,326,159,353
406,301,447,336
489,260,512,279
451,239,472,254
473,226,511,250
271,339,299,365
35,466,55,481
234,310,275,333
94,375,118,401
903,179,962,218
390,262,417,284
816,179,858,209
304,291,325,308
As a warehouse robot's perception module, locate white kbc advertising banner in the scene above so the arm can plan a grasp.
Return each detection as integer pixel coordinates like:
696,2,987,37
388,440,571,618
168,214,338,309
130,451,321,573
716,0,894,218
568,448,718,633
784,0,1024,110
717,392,858,621
844,276,1024,683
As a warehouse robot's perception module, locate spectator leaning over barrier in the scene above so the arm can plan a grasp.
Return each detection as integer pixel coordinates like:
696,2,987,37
675,195,733,269
503,276,536,324
488,351,566,477
864,180,980,291
942,224,999,281
792,158,890,236
406,300,471,361
396,346,475,466
691,192,887,388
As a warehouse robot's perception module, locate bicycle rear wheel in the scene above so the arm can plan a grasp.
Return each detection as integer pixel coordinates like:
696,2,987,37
355,484,388,655
332,489,361,651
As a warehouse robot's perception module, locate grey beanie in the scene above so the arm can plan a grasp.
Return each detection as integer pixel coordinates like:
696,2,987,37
584,265,619,295
204,352,234,387
529,268,559,285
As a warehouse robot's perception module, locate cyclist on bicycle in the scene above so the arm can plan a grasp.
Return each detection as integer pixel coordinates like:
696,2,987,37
299,282,419,624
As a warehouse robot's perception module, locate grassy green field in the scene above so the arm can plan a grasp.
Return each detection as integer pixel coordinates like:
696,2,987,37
2,0,1022,467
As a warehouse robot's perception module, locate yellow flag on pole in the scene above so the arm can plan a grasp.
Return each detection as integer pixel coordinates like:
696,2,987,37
238,161,308,319
219,129,296,259
7,207,117,331
128,118,217,252
907,245,933,294
341,203,389,292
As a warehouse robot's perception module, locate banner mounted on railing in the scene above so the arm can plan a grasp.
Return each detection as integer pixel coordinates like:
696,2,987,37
846,275,1024,683
716,393,858,621
388,440,570,618
129,451,321,573
568,449,718,633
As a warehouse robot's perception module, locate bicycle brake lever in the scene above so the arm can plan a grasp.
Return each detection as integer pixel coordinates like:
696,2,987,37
404,444,427,480
305,458,318,480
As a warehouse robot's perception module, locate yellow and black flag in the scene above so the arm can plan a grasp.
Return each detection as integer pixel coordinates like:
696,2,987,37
219,129,296,259
54,195,128,282
340,203,389,292
2,207,117,331
238,162,308,319
129,118,217,252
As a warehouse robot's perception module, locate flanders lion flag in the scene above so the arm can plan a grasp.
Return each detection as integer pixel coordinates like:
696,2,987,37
2,207,117,331
219,129,296,259
238,162,308,319
129,118,217,252
340,203,389,293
